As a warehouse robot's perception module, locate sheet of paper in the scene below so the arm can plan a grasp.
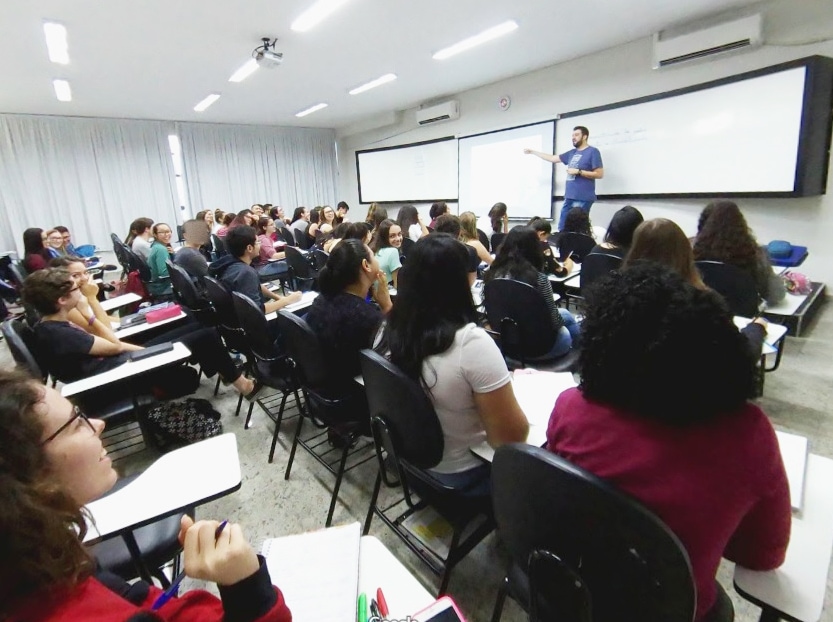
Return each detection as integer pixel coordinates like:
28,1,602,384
262,522,361,622
775,430,808,512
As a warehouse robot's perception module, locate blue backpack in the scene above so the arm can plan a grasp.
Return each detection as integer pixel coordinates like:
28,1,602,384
766,240,793,259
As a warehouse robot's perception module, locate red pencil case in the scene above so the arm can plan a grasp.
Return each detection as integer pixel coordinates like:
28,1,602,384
146,304,181,324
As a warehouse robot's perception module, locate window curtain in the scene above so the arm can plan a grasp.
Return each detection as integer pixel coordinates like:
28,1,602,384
176,122,337,216
0,114,178,257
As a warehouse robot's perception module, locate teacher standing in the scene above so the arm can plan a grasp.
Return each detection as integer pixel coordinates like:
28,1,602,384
525,125,604,231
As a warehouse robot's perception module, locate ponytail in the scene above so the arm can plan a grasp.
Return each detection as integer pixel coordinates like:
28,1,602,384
317,239,369,297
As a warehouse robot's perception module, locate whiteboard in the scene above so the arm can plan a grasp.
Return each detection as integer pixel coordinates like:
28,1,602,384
356,138,458,203
458,121,555,218
555,66,807,197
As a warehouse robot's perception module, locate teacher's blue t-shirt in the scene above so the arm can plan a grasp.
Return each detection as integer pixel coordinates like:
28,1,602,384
559,146,603,202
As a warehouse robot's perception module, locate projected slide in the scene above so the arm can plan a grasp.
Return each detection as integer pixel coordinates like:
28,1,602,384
458,122,555,218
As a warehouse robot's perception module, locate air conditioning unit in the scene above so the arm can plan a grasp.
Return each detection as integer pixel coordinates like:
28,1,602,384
652,14,763,69
415,100,460,125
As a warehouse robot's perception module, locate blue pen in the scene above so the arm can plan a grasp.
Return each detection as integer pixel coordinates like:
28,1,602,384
151,520,228,611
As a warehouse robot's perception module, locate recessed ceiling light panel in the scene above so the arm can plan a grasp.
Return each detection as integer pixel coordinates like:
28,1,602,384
295,103,328,117
433,20,519,60
194,93,221,112
52,79,72,102
349,73,397,95
43,22,70,64
291,0,351,32
229,59,260,83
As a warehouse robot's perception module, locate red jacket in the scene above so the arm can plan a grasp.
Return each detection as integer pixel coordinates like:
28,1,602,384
8,559,292,622
546,388,791,621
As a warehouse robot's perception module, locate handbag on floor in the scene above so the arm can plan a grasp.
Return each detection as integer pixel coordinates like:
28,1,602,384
147,397,222,447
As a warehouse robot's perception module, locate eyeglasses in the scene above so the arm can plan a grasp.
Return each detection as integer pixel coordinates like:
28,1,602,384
41,405,95,445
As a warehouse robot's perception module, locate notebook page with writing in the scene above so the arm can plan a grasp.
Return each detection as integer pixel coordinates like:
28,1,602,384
262,522,361,622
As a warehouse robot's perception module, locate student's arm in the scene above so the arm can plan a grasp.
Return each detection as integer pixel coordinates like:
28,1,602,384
372,272,393,314
87,334,141,356
524,149,561,164
474,383,529,447
472,241,493,265
264,291,303,314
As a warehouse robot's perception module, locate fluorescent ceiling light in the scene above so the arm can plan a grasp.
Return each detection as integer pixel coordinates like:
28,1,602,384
229,59,259,83
291,0,351,32
433,20,519,60
194,93,221,112
52,79,72,102
295,103,328,118
349,73,397,95
43,22,69,64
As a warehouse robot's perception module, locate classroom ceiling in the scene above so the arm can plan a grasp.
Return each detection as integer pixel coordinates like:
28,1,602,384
1,0,760,130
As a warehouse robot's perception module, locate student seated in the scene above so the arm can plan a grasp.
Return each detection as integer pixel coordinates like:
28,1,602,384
527,217,572,277
589,204,643,258
369,219,403,287
0,370,291,621
485,227,580,359
396,204,429,243
21,268,259,400
175,219,211,285
546,263,790,622
210,226,301,314
125,217,154,261
382,234,528,495
254,217,289,281
22,228,54,273
44,229,66,259
147,223,175,298
459,211,492,266
304,239,392,397
432,214,479,286
323,222,372,255
693,200,786,306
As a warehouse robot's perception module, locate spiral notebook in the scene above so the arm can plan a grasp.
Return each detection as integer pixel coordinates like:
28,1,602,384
261,521,361,622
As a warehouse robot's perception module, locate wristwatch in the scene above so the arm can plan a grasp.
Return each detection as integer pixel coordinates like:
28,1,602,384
577,170,582,177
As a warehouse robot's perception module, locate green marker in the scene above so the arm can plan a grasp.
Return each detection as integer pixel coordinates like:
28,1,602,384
357,592,368,622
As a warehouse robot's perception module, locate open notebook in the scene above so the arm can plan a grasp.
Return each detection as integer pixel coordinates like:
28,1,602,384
262,522,361,622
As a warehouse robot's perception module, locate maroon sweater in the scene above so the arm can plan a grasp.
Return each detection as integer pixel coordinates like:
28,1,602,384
546,388,791,620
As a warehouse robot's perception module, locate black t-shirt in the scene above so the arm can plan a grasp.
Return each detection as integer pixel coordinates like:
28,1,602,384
34,320,127,382
304,292,383,390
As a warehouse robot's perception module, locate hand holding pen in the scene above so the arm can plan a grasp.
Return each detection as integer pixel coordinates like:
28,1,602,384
178,517,260,587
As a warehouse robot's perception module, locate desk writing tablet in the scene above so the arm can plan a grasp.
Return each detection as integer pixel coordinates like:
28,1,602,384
100,292,142,312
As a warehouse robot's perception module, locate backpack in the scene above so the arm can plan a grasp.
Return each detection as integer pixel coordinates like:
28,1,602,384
147,397,223,447
766,240,793,260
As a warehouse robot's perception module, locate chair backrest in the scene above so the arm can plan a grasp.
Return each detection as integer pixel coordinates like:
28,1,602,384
176,224,185,243
1,319,47,382
274,310,331,389
278,227,296,247
285,246,317,291
203,276,239,328
580,252,623,292
483,278,557,362
294,227,313,250
210,234,227,259
490,232,507,254
116,241,151,282
359,349,445,469
695,260,759,317
232,292,279,361
311,248,329,272
477,228,491,252
8,261,28,288
558,232,596,263
399,237,415,262
492,444,695,622
167,261,210,310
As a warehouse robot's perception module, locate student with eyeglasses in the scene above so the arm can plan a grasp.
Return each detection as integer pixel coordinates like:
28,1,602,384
0,370,292,621
147,222,175,298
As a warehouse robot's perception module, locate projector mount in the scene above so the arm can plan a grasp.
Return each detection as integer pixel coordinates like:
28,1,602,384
253,37,283,66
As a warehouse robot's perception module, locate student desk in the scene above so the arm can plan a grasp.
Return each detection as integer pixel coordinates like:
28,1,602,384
359,536,434,619
763,282,827,337
264,290,319,321
100,292,142,312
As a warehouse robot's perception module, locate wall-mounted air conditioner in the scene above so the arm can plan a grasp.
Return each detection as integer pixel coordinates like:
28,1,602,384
415,100,460,125
653,14,763,69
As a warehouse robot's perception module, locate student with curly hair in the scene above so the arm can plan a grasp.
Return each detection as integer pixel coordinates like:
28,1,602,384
561,206,594,238
693,200,786,305
0,370,291,621
486,227,579,359
546,262,790,622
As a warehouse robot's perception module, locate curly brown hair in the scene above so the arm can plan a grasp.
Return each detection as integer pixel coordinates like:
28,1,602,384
693,200,760,275
0,372,93,607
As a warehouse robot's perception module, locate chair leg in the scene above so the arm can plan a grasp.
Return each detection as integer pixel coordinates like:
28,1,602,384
284,411,305,479
437,526,464,595
234,393,243,417
244,401,255,429
490,576,509,622
214,375,221,397
363,471,383,535
325,442,352,527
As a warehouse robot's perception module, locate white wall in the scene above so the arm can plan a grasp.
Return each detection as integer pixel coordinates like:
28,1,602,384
336,0,833,284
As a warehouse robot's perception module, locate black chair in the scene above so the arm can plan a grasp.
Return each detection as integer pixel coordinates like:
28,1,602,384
359,349,496,595
293,227,314,251
477,228,491,252
203,277,250,417
695,260,760,318
558,232,596,263
490,232,507,254
399,237,416,263
231,292,302,433
87,474,194,587
275,310,375,527
176,224,185,243
310,248,330,272
490,444,711,622
8,260,28,290
580,252,623,293
210,234,228,261
167,262,215,326
278,227,296,247
285,246,318,292
483,278,579,372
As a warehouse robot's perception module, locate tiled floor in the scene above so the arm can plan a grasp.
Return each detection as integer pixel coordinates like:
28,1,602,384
3,297,832,621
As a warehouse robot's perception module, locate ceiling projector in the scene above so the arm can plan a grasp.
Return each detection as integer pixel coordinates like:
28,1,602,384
254,38,283,68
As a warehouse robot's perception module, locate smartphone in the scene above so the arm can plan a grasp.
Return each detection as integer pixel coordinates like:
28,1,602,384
413,596,467,622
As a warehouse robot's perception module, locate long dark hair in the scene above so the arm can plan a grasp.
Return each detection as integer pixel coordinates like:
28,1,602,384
317,239,370,297
486,227,542,286
624,219,705,289
604,205,643,248
370,219,397,253
386,235,476,383
562,208,593,237
291,207,307,224
489,202,507,233
0,372,94,605
125,217,153,246
396,205,419,231
22,228,48,260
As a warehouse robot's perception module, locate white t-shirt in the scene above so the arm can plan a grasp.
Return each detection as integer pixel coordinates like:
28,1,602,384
408,223,423,242
131,236,152,260
422,323,511,474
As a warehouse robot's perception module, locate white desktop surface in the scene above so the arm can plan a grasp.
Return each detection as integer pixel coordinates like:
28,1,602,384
733,316,788,357
563,273,581,289
471,371,577,462
100,292,142,312
265,291,319,321
359,536,434,619
548,267,581,284
775,430,808,512
113,310,187,338
734,453,833,622
84,433,241,542
764,292,809,316
61,342,191,397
